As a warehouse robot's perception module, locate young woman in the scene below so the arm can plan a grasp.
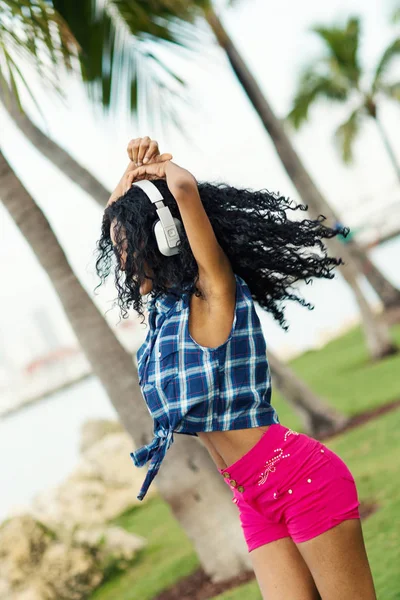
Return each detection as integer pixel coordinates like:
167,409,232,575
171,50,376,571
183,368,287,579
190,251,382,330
96,137,376,600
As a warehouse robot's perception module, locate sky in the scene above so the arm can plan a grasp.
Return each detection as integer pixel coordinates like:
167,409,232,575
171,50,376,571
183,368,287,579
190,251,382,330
1,0,400,367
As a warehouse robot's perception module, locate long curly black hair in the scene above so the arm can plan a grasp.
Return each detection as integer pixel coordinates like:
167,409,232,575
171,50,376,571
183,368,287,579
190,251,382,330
95,179,348,328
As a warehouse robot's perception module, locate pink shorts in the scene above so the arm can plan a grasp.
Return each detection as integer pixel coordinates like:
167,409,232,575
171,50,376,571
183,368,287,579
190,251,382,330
219,424,360,552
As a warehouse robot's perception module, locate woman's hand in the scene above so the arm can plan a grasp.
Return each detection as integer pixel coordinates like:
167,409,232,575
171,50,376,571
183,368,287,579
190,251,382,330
107,137,172,206
123,160,171,191
127,136,172,166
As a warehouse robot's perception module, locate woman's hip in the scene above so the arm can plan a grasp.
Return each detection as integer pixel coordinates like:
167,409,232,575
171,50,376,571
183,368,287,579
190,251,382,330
219,424,356,505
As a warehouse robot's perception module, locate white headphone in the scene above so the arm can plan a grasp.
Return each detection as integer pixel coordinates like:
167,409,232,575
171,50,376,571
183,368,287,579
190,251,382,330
131,180,183,257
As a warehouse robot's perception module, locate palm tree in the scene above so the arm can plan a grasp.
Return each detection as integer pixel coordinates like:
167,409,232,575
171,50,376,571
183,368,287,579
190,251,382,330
0,0,252,581
49,0,398,360
288,17,400,182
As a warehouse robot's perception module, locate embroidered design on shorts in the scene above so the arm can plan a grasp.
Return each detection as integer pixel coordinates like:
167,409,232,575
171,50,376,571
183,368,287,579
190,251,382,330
284,429,299,442
257,429,299,486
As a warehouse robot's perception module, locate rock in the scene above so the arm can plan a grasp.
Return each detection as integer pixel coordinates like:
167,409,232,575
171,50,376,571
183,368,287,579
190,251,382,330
38,543,102,600
32,480,106,530
0,515,101,600
0,515,54,589
32,429,155,530
74,525,146,573
80,431,142,488
0,516,145,600
0,421,151,600
9,588,43,600
79,419,124,454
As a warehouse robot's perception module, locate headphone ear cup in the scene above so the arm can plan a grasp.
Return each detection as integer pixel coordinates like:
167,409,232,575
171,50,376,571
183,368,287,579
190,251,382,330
153,218,182,256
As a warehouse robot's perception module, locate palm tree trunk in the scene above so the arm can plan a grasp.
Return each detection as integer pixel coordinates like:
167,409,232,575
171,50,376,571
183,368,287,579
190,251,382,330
373,111,400,184
204,6,400,313
345,237,400,310
268,351,348,436
0,150,251,581
0,90,110,205
334,254,396,360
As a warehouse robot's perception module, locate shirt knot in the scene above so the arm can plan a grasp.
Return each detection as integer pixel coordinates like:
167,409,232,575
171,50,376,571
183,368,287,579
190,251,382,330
130,427,174,468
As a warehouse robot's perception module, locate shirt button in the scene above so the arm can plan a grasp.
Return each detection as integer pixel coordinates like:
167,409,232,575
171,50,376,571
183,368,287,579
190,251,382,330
158,351,162,357
237,486,245,493
222,472,230,479
229,479,237,487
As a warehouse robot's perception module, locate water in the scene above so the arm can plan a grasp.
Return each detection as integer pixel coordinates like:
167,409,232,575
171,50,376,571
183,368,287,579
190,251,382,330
0,377,117,522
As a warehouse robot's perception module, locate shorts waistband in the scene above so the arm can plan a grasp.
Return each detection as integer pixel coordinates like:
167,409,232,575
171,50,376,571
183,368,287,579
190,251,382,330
219,424,294,486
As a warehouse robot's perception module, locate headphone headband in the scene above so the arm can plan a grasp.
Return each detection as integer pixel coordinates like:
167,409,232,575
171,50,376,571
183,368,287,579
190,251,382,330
131,180,164,204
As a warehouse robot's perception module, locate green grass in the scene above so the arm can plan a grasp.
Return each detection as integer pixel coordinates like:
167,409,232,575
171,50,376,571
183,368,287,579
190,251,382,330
90,498,199,600
91,324,400,600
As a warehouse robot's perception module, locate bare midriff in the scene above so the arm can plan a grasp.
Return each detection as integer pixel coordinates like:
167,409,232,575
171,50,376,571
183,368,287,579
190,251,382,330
197,425,272,471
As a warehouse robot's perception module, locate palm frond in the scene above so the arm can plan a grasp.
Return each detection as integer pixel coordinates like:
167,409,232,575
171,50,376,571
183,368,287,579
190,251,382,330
0,48,46,119
0,0,79,107
334,107,363,164
108,0,201,45
52,0,205,125
287,69,349,129
312,17,361,85
381,81,400,101
373,38,400,90
392,6,400,23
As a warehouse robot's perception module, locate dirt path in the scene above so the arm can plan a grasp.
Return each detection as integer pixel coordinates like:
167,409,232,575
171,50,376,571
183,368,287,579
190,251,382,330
320,398,400,441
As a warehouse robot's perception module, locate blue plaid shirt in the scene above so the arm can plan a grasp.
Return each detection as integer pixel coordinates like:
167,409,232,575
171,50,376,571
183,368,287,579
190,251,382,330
130,274,279,500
